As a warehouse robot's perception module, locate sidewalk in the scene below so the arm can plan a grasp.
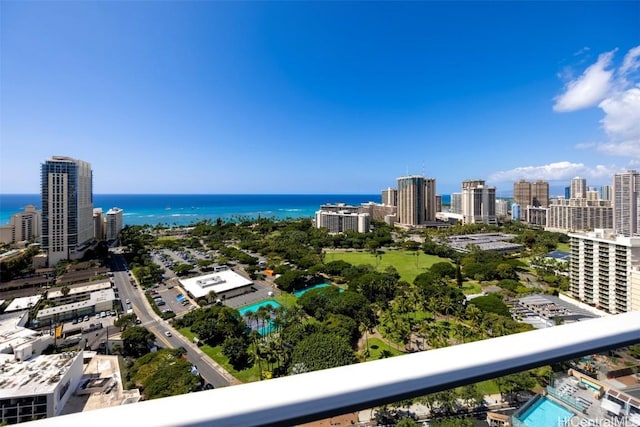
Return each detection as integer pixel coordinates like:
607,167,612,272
134,275,241,386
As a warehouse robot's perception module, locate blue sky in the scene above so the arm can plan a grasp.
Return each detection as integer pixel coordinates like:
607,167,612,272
1,1,639,196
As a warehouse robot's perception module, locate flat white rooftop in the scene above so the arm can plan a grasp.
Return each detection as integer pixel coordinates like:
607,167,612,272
47,280,112,299
180,270,252,299
37,289,115,319
5,295,41,312
0,311,36,354
0,351,81,399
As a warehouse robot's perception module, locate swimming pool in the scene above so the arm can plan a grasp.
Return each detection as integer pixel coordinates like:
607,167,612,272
238,300,281,316
515,396,575,427
238,300,281,335
293,283,331,297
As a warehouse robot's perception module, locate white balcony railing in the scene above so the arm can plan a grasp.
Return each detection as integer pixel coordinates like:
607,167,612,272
22,311,640,427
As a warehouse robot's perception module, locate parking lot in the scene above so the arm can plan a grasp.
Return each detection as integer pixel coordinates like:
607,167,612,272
147,282,196,316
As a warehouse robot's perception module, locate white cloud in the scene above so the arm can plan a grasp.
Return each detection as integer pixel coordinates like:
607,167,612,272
620,46,640,77
596,140,640,158
554,45,640,161
599,87,640,143
488,161,618,183
553,50,615,112
574,142,596,150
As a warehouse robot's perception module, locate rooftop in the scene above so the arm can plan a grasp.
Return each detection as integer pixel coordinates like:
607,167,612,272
5,295,41,312
180,270,253,299
0,351,81,399
47,280,112,299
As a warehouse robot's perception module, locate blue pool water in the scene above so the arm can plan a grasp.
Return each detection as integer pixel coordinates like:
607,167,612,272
293,283,331,297
238,300,281,335
516,397,575,427
238,300,281,316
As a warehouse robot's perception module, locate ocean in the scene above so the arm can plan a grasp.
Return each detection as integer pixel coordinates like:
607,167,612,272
0,193,453,227
0,194,383,227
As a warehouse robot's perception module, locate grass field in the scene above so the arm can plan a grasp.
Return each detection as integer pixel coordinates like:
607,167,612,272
364,337,405,361
461,281,482,295
556,242,570,252
325,249,450,283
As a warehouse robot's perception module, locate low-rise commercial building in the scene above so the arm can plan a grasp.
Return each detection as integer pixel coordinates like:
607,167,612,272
180,270,254,301
35,289,115,325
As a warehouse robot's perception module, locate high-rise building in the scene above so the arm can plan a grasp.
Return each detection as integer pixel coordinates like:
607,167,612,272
315,210,370,233
600,185,612,201
93,208,105,240
381,187,397,206
513,180,531,208
41,156,94,265
613,170,640,237
396,175,437,226
450,193,462,214
106,207,124,241
531,180,549,207
461,179,496,225
526,207,548,227
496,199,510,218
570,176,587,199
546,198,612,233
569,229,640,314
0,205,40,244
511,203,521,220
424,178,437,222
513,179,549,222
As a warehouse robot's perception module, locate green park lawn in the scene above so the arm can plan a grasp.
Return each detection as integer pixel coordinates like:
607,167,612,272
461,281,482,295
474,379,500,396
556,242,570,252
363,337,405,361
273,292,297,308
325,249,450,283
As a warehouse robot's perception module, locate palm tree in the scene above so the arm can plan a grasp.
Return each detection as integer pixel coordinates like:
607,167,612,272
249,330,263,380
207,290,218,305
245,309,256,333
359,318,372,357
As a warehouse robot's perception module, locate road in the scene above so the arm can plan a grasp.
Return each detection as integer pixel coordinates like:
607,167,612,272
110,251,239,388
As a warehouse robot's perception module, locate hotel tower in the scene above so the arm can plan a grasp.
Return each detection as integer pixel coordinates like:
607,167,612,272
41,156,94,265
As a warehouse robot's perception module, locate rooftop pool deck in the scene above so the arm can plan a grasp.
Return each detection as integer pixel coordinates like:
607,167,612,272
514,395,575,427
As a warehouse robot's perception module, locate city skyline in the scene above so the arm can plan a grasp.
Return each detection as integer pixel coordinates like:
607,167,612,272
1,1,639,195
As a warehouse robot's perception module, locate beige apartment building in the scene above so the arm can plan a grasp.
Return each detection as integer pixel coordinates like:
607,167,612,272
546,198,613,233
461,179,496,225
569,229,640,314
0,205,40,245
513,179,549,208
396,175,437,226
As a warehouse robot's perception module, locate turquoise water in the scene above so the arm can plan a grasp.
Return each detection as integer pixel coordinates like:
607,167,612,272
293,283,331,297
0,194,381,226
516,397,574,427
238,300,281,316
238,300,281,335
